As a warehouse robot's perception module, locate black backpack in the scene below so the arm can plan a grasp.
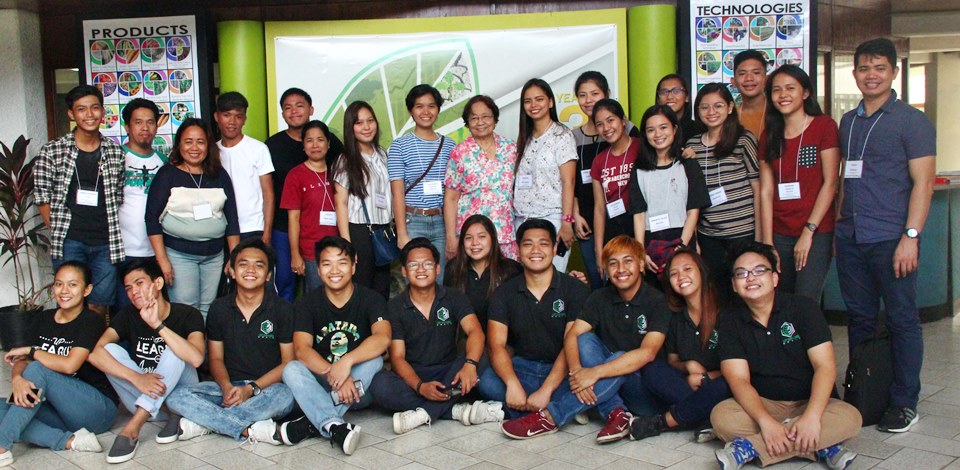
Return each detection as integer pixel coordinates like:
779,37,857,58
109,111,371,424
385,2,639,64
843,326,894,426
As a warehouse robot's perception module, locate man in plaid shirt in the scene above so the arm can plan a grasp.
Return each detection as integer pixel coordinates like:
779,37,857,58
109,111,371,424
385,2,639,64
35,85,126,316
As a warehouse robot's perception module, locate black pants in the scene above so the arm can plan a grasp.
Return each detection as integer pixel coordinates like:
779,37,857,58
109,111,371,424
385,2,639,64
348,223,392,299
697,233,752,307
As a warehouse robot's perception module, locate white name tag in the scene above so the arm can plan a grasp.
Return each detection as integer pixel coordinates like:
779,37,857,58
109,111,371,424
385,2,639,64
374,192,388,209
649,213,671,232
709,187,728,207
778,182,801,200
844,160,863,179
193,202,213,220
606,199,626,218
319,211,337,226
423,180,443,196
517,174,533,190
580,169,593,184
76,189,99,206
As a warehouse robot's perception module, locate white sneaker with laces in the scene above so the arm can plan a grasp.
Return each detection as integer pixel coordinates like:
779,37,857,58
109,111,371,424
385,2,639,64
69,428,102,452
247,419,282,446
469,400,505,424
0,450,13,467
178,417,211,441
393,408,431,434
452,402,472,426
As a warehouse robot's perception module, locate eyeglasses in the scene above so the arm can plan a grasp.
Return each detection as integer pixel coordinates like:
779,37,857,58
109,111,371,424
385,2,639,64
469,114,495,124
732,266,773,279
698,102,728,113
657,87,686,97
405,260,436,270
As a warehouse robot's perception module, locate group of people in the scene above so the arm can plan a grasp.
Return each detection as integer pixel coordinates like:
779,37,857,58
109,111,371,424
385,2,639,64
0,36,935,470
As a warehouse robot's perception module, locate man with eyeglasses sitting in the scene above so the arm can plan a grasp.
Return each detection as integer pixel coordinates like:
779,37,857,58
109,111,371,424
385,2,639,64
711,241,861,470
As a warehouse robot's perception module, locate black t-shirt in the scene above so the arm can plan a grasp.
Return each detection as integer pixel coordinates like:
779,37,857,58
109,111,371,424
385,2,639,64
66,148,109,244
266,130,345,232
717,293,832,401
443,258,522,327
389,285,474,368
110,303,204,373
666,309,721,371
293,283,387,363
207,292,294,381
578,282,671,353
32,309,118,405
488,270,589,363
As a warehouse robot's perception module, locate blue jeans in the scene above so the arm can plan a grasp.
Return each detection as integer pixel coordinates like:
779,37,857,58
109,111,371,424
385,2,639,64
282,357,382,437
304,260,322,293
576,333,661,417
641,360,730,426
836,234,922,409
166,381,295,440
370,357,470,420
773,232,834,303
405,212,447,279
54,238,116,306
476,355,573,420
578,235,603,289
166,246,223,320
544,334,628,425
272,229,296,302
104,343,198,419
0,361,116,450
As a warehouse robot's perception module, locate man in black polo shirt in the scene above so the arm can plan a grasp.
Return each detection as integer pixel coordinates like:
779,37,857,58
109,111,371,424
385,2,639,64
166,239,296,446
475,219,589,431
370,238,501,434
281,236,391,455
712,241,861,470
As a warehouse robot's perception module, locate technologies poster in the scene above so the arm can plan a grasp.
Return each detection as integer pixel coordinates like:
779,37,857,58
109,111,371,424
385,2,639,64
83,15,202,155
686,0,813,104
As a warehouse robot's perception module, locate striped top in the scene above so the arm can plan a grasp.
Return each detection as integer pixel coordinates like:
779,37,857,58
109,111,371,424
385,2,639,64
686,132,760,238
333,149,393,225
387,132,456,209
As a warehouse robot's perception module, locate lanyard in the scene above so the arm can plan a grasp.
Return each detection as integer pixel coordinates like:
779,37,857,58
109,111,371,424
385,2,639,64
701,141,722,189
779,116,808,184
188,171,203,189
74,151,103,192
309,164,334,208
846,111,884,161
600,140,630,203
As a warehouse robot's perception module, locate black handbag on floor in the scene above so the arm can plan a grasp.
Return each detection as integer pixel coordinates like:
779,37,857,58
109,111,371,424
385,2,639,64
843,324,894,426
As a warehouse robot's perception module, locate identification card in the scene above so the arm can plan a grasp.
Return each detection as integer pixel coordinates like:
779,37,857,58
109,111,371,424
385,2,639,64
580,169,593,184
606,199,626,218
192,202,213,220
778,182,801,200
374,192,388,209
517,174,533,190
76,189,99,206
709,187,728,207
844,160,863,179
423,180,443,196
319,211,337,226
649,213,671,232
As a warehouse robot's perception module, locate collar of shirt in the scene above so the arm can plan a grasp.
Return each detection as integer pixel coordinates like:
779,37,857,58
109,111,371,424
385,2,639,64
737,293,787,330
855,89,898,118
227,290,278,322
609,282,648,306
400,284,448,311
516,269,562,297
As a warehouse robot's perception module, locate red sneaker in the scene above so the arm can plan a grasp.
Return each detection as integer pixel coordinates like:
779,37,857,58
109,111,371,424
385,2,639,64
596,407,632,444
501,410,558,440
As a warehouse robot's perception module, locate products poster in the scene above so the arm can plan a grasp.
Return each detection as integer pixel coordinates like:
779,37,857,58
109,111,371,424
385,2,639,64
687,0,812,104
83,15,201,156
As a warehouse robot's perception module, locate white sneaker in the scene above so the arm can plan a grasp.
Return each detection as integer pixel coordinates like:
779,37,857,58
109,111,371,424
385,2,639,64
469,401,505,424
574,412,590,425
452,402,472,426
392,408,431,434
178,417,211,441
0,450,13,467
69,428,102,452
247,420,282,446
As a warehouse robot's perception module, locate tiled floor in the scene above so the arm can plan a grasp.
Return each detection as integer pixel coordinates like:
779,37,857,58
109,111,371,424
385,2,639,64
3,314,960,469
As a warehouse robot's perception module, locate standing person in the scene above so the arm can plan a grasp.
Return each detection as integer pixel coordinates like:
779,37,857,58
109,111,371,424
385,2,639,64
215,91,275,243
145,118,241,318
281,120,340,292
88,259,205,463
389,85,457,278
513,78,578,272
444,95,518,260
266,88,345,301
759,65,840,302
688,83,762,300
0,263,118,467
34,85,125,317
732,50,770,138
332,101,393,299
837,38,936,433
628,105,710,288
116,98,167,309
166,239,298,446
655,74,701,144
282,236,391,455
711,242,861,470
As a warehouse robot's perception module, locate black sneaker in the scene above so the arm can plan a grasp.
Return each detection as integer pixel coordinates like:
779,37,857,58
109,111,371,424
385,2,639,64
877,406,918,433
155,415,181,444
279,416,320,445
628,414,666,441
329,422,360,455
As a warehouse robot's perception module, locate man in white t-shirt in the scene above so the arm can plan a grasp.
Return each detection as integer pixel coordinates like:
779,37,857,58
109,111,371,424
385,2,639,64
117,98,167,308
215,91,275,243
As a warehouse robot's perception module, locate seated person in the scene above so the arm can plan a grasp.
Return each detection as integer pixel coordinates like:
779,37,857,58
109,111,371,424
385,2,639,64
712,241,861,469
370,237,502,434
89,259,205,463
166,240,296,446
282,236,390,455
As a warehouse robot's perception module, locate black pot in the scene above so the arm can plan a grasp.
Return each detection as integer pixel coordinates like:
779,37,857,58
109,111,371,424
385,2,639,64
0,305,35,351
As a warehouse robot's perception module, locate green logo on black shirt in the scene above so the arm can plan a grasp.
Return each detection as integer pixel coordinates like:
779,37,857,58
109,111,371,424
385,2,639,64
636,314,648,334
436,307,451,326
780,322,800,344
258,320,275,339
708,330,719,350
552,299,565,318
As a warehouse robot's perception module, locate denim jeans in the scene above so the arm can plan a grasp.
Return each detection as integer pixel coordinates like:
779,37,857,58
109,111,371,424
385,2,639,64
369,356,474,420
54,238,116,306
773,231,834,303
476,355,573,420
104,343,198,419
272,229,296,302
836,234,922,409
282,357,383,438
0,361,116,450
166,381,295,440
514,213,570,272
544,333,627,426
575,333,662,417
166,246,223,319
304,260,322,293
578,235,603,289
405,212,447,279
640,360,731,426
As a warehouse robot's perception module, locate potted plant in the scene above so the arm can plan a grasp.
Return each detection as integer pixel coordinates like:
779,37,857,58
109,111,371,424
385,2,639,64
0,135,51,350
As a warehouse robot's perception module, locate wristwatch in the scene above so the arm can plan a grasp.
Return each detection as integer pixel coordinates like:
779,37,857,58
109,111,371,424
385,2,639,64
805,222,818,233
904,227,919,239
249,382,262,396
152,322,166,335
